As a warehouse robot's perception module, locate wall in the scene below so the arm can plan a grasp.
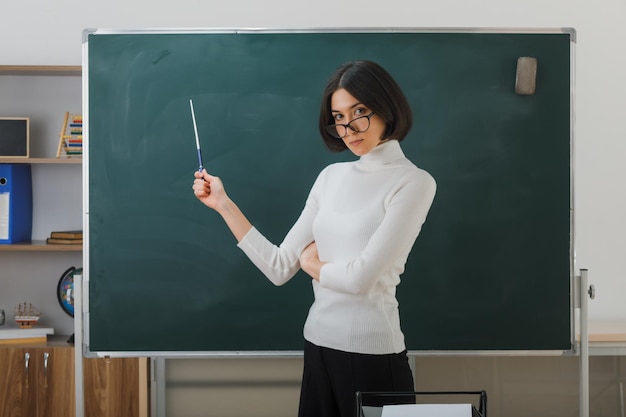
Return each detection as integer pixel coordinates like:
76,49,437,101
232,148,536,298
1,0,625,416
1,0,624,321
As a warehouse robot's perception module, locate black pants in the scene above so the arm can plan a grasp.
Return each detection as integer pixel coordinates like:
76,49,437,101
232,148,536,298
298,340,415,417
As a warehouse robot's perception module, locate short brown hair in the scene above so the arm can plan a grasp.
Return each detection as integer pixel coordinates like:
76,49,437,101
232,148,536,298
318,61,413,152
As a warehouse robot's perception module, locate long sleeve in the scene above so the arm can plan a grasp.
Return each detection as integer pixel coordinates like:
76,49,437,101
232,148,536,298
236,173,321,286
302,140,437,354
236,140,436,354
318,170,436,294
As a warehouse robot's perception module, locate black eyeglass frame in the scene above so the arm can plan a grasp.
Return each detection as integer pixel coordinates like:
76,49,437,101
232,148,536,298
325,112,376,139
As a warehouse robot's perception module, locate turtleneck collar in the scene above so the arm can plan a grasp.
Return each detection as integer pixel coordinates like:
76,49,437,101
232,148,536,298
355,140,406,171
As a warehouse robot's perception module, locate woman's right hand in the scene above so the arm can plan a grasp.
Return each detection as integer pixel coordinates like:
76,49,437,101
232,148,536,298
192,169,228,212
192,169,253,242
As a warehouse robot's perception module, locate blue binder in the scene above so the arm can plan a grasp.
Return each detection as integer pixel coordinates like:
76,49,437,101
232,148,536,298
0,164,33,244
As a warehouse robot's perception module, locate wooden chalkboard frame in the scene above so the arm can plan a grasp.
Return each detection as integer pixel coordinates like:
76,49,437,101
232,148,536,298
83,28,575,357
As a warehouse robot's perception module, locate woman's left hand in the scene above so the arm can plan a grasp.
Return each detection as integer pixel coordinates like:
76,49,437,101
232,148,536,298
300,242,324,282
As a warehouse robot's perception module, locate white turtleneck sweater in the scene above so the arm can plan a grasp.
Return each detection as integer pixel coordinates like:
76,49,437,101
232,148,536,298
237,140,436,354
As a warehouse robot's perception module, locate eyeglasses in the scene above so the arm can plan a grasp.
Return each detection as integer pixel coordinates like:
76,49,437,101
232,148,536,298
325,112,375,139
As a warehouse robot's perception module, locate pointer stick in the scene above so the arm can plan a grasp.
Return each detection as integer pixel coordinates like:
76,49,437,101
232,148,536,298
189,99,204,173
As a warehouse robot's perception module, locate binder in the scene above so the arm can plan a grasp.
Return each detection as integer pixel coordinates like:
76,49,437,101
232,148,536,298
0,164,33,244
356,390,487,417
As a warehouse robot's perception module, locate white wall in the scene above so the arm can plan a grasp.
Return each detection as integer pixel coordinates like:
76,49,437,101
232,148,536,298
1,0,624,322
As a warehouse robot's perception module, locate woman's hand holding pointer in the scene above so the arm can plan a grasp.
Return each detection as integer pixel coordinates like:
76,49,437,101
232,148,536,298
193,169,252,242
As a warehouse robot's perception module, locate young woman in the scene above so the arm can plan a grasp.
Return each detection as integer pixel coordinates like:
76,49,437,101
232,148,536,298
192,60,436,417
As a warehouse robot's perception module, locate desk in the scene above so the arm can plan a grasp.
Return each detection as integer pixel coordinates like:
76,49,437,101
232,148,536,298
589,320,626,356
588,321,626,417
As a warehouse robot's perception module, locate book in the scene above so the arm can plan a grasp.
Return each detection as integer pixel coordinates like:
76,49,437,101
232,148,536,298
0,325,54,344
50,230,83,239
46,237,83,245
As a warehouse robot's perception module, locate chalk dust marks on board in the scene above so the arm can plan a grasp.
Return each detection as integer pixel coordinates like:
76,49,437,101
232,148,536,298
104,48,179,167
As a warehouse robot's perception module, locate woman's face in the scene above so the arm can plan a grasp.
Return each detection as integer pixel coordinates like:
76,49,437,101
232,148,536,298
330,88,387,157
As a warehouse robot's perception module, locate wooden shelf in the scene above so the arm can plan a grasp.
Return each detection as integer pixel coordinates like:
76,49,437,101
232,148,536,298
0,159,81,251
0,65,81,76
0,157,81,164
0,240,82,252
0,67,83,163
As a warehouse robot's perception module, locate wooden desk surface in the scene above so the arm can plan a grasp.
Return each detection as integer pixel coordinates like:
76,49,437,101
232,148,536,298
586,321,626,356
589,320,626,343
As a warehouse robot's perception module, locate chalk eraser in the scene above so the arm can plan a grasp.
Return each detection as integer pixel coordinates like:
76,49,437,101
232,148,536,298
515,57,537,95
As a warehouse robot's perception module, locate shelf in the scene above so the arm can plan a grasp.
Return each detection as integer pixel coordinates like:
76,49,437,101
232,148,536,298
0,157,81,164
0,65,81,76
0,240,82,252
0,62,83,352
0,66,83,162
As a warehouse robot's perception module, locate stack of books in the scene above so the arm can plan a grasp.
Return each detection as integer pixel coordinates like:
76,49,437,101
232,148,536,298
0,326,54,344
46,230,83,245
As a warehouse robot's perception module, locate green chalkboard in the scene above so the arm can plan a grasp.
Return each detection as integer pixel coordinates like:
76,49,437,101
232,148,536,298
86,30,573,353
